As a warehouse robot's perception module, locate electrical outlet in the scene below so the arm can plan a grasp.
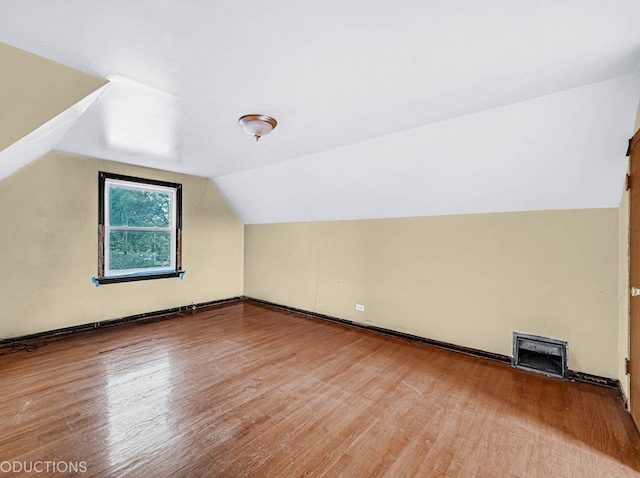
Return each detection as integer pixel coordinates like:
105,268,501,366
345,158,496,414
355,304,365,312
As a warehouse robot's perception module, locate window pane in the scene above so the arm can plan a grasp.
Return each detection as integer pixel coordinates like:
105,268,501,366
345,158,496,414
109,231,172,271
109,186,170,227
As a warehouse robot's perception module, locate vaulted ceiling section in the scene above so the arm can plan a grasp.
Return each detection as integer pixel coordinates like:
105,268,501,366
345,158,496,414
1,1,639,223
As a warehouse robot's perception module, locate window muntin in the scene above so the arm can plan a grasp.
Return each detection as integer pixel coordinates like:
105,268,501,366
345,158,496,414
98,173,182,283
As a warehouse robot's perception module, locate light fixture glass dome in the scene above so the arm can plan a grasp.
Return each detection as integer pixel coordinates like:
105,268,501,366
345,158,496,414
238,114,277,142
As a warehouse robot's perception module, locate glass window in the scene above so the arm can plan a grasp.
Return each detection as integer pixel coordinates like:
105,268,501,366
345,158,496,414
98,173,182,284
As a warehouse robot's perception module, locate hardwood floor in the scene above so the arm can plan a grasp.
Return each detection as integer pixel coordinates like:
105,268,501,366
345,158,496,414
1,301,639,477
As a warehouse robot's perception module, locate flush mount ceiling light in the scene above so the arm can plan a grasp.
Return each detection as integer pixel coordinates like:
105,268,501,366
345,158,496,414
238,114,277,142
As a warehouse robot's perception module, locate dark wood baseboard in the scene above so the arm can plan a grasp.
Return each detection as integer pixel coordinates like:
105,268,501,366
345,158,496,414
2,295,625,401
0,296,244,346
245,297,512,363
245,297,622,393
617,380,630,409
568,370,619,390
3,300,638,475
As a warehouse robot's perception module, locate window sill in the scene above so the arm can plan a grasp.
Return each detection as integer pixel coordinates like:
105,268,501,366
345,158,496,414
92,271,185,286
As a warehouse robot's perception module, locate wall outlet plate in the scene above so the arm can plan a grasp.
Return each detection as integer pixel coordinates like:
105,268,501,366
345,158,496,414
355,304,365,312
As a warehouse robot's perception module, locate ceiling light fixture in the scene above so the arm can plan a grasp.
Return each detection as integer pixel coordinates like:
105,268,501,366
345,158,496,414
238,114,277,142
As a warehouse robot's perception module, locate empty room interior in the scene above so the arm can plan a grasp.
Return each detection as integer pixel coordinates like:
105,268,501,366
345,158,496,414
3,2,640,476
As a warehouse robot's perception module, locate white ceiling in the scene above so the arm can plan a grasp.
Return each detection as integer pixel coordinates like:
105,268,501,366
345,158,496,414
1,1,640,223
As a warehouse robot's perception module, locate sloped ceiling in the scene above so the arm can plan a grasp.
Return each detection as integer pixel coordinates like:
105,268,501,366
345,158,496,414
0,43,106,152
0,43,107,177
1,1,639,223
0,86,106,180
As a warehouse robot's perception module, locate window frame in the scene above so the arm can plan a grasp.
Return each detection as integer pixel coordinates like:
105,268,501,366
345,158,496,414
97,172,183,285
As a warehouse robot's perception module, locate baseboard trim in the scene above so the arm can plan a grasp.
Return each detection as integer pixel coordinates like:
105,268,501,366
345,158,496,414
617,381,630,409
567,370,619,389
245,297,622,394
245,297,511,364
0,296,244,346
3,295,624,400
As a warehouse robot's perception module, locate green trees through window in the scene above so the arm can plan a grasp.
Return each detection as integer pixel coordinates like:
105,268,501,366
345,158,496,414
108,188,172,271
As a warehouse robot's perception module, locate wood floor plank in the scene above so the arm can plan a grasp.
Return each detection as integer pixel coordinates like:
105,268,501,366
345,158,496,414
0,301,639,477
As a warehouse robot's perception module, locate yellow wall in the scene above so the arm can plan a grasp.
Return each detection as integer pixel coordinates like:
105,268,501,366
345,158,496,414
0,149,625,381
245,209,619,378
0,39,631,385
0,151,244,338
0,43,106,152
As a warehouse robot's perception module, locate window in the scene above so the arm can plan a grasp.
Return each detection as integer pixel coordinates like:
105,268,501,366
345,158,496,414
97,172,182,284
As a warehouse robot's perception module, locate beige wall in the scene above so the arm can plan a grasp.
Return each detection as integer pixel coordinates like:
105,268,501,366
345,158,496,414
0,43,106,152
245,209,619,378
0,151,244,338
0,149,624,381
